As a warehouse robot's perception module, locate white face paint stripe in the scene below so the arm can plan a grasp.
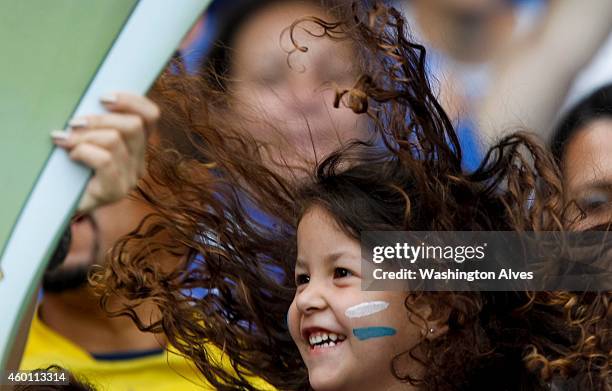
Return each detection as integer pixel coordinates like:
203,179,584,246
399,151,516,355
345,301,390,318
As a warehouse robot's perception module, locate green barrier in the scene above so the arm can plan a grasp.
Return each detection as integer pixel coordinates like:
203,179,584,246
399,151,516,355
0,0,138,256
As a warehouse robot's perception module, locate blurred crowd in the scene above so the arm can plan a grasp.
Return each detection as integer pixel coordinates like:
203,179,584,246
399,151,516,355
17,1,611,390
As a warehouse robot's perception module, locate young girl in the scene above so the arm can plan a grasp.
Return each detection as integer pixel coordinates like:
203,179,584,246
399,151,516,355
286,157,609,390
98,3,610,390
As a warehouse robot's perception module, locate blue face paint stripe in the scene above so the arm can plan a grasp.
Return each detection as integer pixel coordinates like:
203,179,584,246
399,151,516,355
352,327,397,340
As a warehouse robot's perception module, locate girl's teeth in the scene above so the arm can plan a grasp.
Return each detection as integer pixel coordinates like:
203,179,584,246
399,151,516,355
308,332,347,347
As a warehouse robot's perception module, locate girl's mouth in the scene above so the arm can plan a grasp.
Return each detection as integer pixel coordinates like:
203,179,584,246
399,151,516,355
307,331,347,351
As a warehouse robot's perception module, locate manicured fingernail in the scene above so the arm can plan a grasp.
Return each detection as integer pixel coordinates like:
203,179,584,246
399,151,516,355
69,117,88,128
50,130,70,140
100,93,118,104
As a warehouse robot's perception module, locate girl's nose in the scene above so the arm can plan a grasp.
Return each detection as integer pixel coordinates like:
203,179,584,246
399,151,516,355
295,279,328,314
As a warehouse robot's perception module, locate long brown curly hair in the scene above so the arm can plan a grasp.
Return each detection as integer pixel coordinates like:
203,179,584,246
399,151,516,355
94,2,610,390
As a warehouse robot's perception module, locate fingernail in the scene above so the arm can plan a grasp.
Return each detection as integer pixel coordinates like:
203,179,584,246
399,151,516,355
100,93,118,104
50,130,70,140
68,117,88,128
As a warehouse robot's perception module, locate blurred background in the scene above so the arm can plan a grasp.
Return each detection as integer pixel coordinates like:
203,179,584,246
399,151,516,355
20,1,611,389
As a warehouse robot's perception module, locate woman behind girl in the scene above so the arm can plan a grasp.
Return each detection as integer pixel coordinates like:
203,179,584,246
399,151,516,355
98,2,610,390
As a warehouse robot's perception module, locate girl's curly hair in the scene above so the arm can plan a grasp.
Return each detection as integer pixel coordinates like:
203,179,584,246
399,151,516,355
94,2,610,390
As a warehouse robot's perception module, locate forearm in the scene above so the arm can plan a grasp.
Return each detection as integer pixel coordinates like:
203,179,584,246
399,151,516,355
477,0,612,146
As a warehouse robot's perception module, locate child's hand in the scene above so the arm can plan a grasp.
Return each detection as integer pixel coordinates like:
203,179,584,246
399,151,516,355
51,92,159,212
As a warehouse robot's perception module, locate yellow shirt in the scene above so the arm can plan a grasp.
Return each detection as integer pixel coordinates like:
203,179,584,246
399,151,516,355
20,311,273,390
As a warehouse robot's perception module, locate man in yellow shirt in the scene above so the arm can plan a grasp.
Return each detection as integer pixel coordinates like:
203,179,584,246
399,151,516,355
19,196,213,390
19,192,274,390
21,309,205,390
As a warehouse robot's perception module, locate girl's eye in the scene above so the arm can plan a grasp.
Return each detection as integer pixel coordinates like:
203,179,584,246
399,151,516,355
295,274,310,286
333,267,353,279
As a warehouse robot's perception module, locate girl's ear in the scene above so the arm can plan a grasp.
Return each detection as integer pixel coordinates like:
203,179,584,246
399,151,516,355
424,320,449,340
405,294,450,340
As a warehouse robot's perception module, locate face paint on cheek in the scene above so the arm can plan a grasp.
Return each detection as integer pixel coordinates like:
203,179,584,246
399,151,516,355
346,302,395,340
352,327,397,341
345,301,389,318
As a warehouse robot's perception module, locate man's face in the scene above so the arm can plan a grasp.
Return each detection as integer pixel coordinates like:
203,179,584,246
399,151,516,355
43,196,151,292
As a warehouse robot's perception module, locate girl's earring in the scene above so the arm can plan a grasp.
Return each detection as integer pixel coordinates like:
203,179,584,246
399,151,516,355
429,328,435,334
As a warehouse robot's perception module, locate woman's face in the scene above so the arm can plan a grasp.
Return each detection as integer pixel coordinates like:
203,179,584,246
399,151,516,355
229,2,369,168
288,206,426,391
563,118,612,228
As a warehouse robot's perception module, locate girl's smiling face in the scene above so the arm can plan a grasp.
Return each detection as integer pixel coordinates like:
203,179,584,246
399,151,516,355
288,206,427,391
